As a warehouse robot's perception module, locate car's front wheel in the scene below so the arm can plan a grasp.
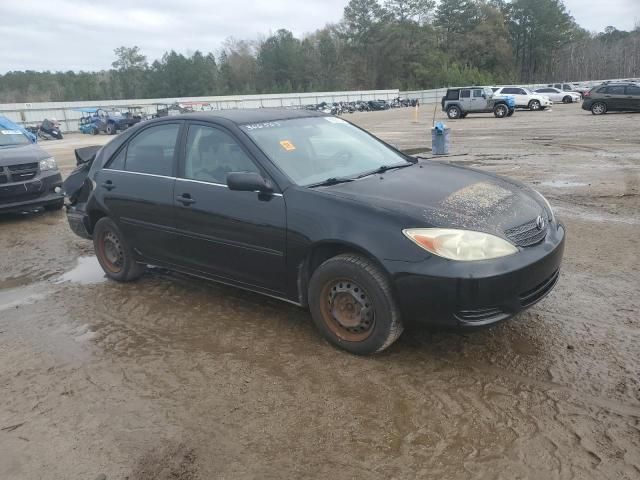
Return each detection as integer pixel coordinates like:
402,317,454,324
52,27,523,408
591,102,607,115
562,95,572,104
93,217,144,282
447,105,462,119
105,123,117,135
528,99,541,111
308,254,403,355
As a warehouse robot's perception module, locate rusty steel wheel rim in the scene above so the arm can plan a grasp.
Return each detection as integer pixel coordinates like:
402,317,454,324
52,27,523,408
98,229,124,274
319,278,375,342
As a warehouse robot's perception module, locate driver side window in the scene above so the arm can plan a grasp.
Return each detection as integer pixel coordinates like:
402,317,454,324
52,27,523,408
183,125,259,184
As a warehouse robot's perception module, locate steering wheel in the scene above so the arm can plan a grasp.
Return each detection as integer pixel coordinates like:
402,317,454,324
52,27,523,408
330,150,353,167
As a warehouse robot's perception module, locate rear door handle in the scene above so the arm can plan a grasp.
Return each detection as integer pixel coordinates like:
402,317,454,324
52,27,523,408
176,194,195,206
101,181,115,191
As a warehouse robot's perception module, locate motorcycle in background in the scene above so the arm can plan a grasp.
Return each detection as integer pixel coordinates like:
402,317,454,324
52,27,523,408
27,118,64,140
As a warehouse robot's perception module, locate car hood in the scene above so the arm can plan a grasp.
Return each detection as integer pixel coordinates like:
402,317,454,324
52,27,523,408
319,161,547,238
0,143,50,166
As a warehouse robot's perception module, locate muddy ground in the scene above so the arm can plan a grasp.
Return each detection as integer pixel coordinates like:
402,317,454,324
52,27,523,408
0,104,638,480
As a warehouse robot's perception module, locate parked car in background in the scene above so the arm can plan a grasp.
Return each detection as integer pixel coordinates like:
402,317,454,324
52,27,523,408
582,82,640,115
534,88,581,104
492,87,553,111
63,109,564,355
367,100,390,111
0,116,64,213
442,86,515,119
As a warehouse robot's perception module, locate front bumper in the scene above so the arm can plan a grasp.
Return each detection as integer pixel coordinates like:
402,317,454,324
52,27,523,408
388,222,566,327
0,171,63,213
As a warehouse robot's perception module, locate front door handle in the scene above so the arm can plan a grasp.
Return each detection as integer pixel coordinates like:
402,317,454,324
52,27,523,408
101,181,115,191
176,194,195,206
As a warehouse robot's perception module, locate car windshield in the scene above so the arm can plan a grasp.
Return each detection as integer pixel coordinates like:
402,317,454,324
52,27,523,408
241,116,411,186
0,129,30,147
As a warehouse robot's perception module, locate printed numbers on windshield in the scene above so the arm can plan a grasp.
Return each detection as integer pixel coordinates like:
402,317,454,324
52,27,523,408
243,122,281,131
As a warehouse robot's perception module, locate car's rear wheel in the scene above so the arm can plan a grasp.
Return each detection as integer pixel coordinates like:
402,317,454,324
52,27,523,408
447,105,462,119
494,104,508,118
528,99,541,111
591,102,607,115
93,217,144,282
562,95,572,104
308,254,403,355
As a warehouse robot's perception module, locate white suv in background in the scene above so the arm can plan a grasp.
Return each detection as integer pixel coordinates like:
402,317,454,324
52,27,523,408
491,87,553,111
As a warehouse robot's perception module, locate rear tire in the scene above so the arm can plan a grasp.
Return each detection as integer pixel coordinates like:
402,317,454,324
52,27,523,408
105,123,117,135
93,217,144,282
308,254,403,355
591,102,606,115
494,104,508,118
447,105,462,119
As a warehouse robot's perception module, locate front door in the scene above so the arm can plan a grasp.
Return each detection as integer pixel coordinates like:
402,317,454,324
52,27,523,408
625,85,640,111
459,89,476,111
96,121,183,263
171,122,287,295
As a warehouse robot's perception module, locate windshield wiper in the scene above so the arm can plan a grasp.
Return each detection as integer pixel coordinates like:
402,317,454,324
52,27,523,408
307,177,356,188
355,162,414,179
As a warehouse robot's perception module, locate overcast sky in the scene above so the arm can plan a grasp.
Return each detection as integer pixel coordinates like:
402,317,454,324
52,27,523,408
1,0,638,73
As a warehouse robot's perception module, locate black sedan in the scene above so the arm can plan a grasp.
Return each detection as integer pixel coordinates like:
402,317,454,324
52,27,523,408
64,109,565,355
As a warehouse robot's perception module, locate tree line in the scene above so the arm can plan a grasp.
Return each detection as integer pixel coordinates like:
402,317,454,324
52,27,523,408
1,0,638,103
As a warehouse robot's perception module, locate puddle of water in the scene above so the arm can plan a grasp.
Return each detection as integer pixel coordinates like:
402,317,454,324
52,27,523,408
540,180,589,188
0,286,49,312
55,257,106,285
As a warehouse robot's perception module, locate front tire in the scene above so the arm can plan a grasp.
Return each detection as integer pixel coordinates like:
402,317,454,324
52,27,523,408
105,123,117,135
447,105,462,119
528,99,541,111
93,217,144,282
591,102,607,115
308,254,403,355
562,95,572,104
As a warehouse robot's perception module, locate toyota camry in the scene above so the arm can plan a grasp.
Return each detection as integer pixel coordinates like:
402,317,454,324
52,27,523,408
64,109,565,355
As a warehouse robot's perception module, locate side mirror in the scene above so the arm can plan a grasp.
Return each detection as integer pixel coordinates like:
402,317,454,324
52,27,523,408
227,172,273,194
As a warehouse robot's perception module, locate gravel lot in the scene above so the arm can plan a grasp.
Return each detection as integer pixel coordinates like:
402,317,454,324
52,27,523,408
1,103,638,480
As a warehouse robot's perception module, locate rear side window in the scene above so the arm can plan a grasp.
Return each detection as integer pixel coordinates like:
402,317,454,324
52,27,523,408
626,85,640,96
607,86,626,95
460,90,471,98
124,123,180,176
446,90,460,100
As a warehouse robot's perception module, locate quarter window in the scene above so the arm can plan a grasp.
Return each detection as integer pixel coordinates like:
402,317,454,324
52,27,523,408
183,125,259,184
626,85,640,96
124,123,180,176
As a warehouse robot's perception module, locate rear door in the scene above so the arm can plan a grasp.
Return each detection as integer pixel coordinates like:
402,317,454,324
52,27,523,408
95,121,183,263
459,89,475,111
625,85,640,111
171,122,287,295
603,85,627,111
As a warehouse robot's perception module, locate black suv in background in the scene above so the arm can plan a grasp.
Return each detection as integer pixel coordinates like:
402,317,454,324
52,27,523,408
582,82,640,115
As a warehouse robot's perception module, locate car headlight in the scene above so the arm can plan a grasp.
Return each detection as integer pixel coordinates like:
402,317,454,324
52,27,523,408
534,190,555,223
39,157,58,171
402,228,518,261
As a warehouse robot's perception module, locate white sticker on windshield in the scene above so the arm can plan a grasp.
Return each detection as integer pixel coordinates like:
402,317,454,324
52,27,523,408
1,129,23,135
323,117,347,124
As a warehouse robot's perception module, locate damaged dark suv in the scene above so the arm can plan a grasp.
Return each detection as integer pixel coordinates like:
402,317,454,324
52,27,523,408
0,124,64,213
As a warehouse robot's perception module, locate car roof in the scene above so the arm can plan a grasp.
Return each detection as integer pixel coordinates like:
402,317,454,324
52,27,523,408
449,86,490,90
168,108,328,125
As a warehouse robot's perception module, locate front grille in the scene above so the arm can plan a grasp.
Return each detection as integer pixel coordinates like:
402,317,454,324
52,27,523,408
505,218,548,247
3,162,40,183
455,306,507,323
8,162,38,171
519,269,560,307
